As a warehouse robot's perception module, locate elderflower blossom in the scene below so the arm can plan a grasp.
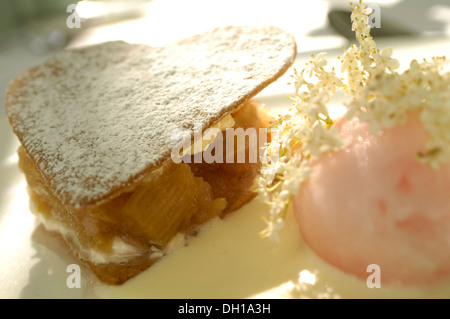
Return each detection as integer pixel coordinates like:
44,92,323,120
350,1,372,41
255,0,450,240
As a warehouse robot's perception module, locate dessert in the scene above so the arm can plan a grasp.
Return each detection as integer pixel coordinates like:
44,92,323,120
256,1,449,286
293,113,450,285
5,26,297,285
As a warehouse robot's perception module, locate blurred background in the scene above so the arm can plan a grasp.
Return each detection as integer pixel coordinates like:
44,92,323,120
0,0,449,116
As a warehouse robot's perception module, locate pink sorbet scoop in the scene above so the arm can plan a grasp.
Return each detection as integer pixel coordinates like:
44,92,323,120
293,112,450,285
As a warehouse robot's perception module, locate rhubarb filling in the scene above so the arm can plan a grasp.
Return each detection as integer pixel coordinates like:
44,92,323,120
18,99,271,284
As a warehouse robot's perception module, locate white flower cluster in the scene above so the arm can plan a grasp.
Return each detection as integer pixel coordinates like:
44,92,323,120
255,0,449,240
349,56,450,169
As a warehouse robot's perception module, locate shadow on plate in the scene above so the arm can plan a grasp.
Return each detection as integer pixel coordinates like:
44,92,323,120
19,224,97,299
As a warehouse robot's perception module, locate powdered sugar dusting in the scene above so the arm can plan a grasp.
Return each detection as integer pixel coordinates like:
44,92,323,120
6,26,296,208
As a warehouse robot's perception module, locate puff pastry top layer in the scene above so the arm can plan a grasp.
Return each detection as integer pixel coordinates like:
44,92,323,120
5,26,296,209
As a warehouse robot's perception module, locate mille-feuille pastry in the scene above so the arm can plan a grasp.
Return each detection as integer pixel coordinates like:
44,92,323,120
5,26,297,285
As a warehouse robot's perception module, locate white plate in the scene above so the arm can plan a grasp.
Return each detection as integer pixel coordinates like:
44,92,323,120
1,35,450,299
